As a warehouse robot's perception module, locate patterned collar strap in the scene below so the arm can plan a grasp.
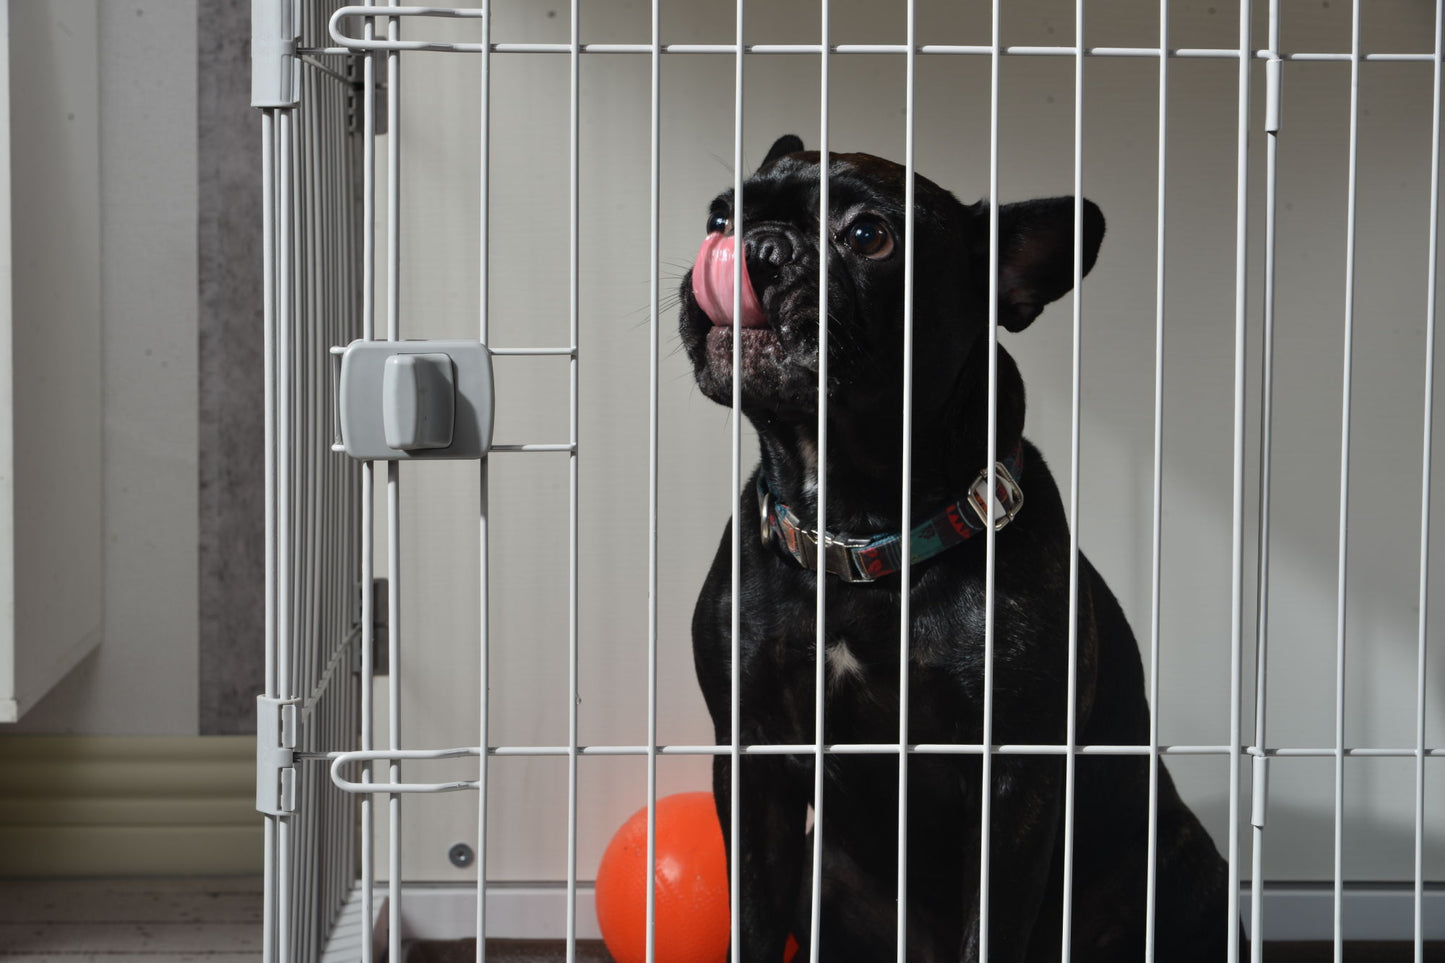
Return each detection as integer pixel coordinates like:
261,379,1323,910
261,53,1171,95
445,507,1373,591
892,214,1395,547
758,446,1025,583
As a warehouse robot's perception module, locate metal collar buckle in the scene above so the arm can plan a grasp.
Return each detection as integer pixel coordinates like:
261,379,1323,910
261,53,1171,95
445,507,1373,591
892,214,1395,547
797,527,876,583
966,461,1025,532
759,489,876,583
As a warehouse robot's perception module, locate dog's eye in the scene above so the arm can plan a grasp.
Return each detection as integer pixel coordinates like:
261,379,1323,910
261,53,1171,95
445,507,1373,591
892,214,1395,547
706,212,731,235
844,217,894,259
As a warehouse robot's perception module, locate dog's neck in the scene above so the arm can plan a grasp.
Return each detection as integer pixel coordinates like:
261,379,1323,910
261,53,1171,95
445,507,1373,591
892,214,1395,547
754,345,1027,537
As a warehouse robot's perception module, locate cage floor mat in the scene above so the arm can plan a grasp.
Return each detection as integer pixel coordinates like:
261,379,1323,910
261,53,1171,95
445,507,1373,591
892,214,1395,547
403,940,612,962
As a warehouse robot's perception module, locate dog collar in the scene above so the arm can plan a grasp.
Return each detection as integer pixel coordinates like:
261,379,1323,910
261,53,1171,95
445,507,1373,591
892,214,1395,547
758,447,1025,583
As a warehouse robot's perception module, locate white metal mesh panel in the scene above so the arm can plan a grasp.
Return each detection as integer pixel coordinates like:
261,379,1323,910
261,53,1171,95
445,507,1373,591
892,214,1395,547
259,3,364,961
259,3,1445,962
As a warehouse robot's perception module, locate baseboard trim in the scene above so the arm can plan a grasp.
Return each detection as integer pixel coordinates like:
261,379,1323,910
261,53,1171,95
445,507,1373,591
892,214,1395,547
1242,884,1445,941
0,735,261,877
364,882,1443,944
394,883,602,942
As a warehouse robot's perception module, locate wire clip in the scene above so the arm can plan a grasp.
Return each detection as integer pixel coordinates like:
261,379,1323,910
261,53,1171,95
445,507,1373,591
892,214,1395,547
1251,753,1269,829
1265,56,1283,134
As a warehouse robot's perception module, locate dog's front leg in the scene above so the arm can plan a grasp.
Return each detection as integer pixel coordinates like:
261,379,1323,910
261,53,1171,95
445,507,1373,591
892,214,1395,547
960,756,1064,963
714,752,810,962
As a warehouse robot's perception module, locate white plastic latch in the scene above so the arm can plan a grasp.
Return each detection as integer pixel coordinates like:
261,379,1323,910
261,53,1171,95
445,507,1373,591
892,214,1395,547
256,696,299,816
335,340,493,461
382,353,456,450
252,0,302,108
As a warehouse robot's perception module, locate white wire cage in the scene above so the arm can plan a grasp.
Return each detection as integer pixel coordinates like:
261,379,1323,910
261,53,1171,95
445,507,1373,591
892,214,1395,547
255,2,1445,962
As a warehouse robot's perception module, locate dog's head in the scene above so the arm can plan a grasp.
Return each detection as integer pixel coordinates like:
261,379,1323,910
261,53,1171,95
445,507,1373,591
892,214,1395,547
678,134,1105,428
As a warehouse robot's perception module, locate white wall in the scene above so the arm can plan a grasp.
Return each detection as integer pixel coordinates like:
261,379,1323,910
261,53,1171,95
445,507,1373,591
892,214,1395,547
0,0,102,723
8,0,199,734
378,0,1444,892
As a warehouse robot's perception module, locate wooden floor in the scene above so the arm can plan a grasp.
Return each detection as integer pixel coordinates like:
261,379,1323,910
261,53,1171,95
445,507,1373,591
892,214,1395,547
0,877,263,962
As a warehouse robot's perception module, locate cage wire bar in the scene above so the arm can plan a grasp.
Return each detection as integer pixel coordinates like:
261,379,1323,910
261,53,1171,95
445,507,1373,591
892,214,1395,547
1061,1,1084,957
476,1,493,960
811,1,831,960
358,12,377,963
1231,5,1253,963
896,1,916,958
386,7,404,959
1417,9,1444,962
258,2,365,962
644,2,662,960
1248,2,1282,962
567,1,583,957
1146,4,1170,962
978,2,1002,959
728,2,745,960
256,1,1445,959
1332,4,1363,962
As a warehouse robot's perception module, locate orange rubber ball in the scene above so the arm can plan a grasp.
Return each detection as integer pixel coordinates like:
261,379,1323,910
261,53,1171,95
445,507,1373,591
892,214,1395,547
595,792,729,963
595,792,802,963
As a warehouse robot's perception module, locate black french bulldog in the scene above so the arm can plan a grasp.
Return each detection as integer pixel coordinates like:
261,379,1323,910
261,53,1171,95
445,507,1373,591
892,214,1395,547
679,134,1233,962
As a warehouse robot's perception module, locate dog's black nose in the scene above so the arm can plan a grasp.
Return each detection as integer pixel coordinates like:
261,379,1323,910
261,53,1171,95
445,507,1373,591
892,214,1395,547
746,229,794,268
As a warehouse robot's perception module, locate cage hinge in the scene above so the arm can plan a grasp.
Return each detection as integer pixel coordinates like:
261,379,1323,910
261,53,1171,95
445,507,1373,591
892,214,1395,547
256,696,300,816
371,578,390,674
1265,55,1283,134
344,50,388,136
252,0,302,109
1250,753,1269,828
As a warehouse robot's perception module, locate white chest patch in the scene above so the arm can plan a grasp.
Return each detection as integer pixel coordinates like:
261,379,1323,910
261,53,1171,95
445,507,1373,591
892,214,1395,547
826,639,866,690
797,430,819,497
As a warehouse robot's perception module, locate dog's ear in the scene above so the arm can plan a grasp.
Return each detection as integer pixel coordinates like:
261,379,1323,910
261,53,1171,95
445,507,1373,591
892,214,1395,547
986,197,1105,332
762,134,804,168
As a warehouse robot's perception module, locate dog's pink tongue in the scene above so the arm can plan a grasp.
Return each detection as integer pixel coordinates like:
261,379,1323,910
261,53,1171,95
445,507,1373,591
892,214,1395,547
691,233,767,328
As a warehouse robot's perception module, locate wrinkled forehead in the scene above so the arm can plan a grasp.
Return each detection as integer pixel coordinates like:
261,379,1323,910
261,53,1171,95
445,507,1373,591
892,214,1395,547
714,150,928,223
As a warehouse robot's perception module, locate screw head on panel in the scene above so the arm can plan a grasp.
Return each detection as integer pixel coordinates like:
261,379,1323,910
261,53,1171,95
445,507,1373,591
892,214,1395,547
448,843,475,869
